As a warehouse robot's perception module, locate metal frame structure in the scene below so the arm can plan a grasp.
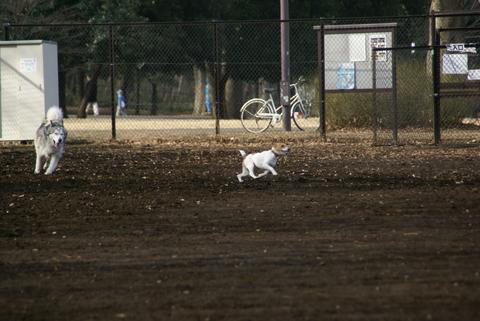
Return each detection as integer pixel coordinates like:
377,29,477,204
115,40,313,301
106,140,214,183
432,10,480,144
314,22,398,142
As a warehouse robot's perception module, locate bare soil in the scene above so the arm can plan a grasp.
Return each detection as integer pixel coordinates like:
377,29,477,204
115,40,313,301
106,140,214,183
1,141,480,321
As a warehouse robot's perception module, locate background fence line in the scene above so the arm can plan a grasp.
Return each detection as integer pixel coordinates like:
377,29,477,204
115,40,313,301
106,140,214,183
2,12,480,144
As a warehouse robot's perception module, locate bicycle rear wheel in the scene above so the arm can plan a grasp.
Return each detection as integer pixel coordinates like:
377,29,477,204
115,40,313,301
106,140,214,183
292,101,311,131
240,99,273,133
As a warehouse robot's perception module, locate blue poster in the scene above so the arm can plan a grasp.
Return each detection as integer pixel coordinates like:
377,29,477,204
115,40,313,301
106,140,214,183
336,63,355,90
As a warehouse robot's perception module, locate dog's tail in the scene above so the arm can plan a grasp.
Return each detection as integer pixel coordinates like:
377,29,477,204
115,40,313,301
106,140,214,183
239,150,247,158
46,106,64,124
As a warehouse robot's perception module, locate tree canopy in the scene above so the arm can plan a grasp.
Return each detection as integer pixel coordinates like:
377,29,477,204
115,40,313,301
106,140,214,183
1,0,433,25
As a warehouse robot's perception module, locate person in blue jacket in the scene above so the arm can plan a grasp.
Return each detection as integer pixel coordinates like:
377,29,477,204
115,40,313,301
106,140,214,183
116,89,127,116
205,77,211,114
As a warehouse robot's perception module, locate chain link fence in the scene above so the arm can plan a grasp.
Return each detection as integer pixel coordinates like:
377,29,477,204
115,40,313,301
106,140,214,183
438,24,480,145
1,13,479,144
372,48,435,145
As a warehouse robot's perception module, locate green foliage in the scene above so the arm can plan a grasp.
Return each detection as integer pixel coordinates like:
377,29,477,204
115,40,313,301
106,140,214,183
324,53,434,129
1,0,431,26
83,0,145,23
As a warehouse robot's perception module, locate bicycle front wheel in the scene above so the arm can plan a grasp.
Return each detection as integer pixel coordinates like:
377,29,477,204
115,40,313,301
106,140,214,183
292,101,311,131
240,99,273,133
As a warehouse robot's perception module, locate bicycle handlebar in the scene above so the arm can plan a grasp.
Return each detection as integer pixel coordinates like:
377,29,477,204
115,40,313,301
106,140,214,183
290,76,306,87
262,76,305,94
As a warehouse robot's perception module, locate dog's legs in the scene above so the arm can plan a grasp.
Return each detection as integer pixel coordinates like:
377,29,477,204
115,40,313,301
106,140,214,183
246,163,259,179
43,156,50,170
34,154,43,174
256,170,270,178
263,165,278,176
237,164,249,182
44,155,60,175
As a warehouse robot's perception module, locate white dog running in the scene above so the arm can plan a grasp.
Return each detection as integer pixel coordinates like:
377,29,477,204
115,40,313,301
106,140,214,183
34,106,68,175
237,144,290,182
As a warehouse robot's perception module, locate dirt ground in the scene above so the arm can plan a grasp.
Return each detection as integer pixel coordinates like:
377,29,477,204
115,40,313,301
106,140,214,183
1,140,480,321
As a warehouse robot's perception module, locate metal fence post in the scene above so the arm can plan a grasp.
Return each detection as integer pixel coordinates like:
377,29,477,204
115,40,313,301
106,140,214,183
431,15,441,145
3,23,10,40
109,24,116,140
213,21,220,135
317,23,326,141
372,49,377,145
280,0,291,131
392,30,398,145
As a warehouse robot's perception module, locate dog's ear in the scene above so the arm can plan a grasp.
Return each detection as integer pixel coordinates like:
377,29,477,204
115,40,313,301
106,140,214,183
45,123,56,135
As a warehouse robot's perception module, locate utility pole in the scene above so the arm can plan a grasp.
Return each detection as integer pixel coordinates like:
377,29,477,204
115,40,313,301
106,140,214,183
280,0,291,131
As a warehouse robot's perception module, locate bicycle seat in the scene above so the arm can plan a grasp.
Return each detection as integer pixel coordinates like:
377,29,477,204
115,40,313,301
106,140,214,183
264,88,276,94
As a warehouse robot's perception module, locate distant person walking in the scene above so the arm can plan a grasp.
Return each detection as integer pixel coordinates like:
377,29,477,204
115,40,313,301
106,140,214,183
85,74,99,116
116,89,127,116
205,76,211,115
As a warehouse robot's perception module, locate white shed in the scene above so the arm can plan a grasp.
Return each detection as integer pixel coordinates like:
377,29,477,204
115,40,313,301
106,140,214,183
0,40,58,141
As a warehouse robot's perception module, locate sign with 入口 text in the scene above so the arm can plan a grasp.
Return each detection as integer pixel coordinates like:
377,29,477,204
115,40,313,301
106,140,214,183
446,43,477,54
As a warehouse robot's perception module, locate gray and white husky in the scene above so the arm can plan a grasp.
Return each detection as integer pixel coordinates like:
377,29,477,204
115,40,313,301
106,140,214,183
34,106,68,175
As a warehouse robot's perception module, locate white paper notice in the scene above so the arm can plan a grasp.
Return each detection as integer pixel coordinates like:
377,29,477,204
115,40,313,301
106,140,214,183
20,58,37,73
336,63,355,90
369,34,387,61
442,54,468,74
348,34,366,62
468,69,480,80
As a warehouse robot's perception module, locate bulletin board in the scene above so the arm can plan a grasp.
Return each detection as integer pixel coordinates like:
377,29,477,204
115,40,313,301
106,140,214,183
315,23,397,91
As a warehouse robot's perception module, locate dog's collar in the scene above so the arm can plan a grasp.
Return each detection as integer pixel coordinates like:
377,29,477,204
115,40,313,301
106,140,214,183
271,149,285,156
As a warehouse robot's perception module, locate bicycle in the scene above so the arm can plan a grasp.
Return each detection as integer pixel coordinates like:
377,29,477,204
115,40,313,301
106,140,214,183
240,77,312,133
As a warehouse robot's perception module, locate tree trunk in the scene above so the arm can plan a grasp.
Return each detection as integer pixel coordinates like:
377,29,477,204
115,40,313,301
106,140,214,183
77,69,85,100
429,0,465,45
216,63,232,119
135,69,140,115
224,77,243,119
193,65,206,115
176,74,184,94
427,0,465,74
58,70,67,118
76,65,102,118
150,81,158,115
